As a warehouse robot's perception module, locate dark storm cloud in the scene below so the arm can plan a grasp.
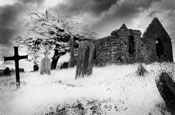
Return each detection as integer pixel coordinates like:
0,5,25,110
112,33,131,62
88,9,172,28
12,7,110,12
0,0,44,45
113,0,162,18
57,0,118,16
56,0,161,17
55,0,162,37
89,0,162,36
18,0,44,5
0,3,25,45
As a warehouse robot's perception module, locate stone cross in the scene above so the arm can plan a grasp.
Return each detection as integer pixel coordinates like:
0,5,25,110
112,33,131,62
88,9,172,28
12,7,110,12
4,46,28,87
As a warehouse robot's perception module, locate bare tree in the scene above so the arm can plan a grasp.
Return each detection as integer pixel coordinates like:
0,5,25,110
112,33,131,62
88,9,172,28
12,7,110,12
16,10,97,69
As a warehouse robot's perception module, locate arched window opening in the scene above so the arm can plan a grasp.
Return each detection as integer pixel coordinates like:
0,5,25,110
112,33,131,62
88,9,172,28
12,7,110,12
156,38,164,58
129,36,135,54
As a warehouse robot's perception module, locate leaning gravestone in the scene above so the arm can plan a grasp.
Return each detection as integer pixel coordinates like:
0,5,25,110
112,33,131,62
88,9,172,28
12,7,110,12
76,40,95,79
40,50,51,75
155,72,175,114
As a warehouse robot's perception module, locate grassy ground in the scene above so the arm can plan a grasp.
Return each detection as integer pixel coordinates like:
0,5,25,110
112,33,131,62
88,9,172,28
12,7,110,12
0,63,174,115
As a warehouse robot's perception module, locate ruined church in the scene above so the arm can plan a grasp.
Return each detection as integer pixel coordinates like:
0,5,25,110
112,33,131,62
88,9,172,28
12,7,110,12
94,18,173,66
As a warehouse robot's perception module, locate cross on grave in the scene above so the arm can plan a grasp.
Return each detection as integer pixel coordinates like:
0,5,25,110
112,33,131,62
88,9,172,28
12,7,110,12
4,46,28,87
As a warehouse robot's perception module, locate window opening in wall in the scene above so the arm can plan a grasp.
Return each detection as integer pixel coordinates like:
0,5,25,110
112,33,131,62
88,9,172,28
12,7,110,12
129,36,135,54
156,37,164,58
117,56,123,63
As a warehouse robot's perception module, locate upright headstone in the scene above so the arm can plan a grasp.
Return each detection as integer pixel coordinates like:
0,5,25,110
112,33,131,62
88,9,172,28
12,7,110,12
156,72,175,114
40,50,51,75
33,64,39,71
4,67,10,75
75,40,95,79
60,62,69,69
4,46,28,87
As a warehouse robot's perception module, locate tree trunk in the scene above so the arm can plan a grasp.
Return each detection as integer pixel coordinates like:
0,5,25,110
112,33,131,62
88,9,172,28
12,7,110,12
75,40,95,79
51,49,60,70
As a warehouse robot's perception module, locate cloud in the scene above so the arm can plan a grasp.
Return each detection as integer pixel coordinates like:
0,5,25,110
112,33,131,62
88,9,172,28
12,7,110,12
0,0,163,46
56,0,118,16
90,0,162,37
146,0,175,43
53,0,162,37
0,0,45,46
112,0,162,17
19,0,44,5
0,2,25,45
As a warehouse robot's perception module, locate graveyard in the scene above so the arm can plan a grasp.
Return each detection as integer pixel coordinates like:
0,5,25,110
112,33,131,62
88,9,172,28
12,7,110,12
0,62,174,115
1,1,175,115
0,15,174,115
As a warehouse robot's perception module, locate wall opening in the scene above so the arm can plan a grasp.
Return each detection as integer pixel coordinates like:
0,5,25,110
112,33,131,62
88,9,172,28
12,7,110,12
156,37,164,58
129,36,135,54
117,56,123,63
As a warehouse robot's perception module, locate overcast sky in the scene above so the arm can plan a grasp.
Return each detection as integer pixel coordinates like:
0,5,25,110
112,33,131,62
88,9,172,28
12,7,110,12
0,0,175,58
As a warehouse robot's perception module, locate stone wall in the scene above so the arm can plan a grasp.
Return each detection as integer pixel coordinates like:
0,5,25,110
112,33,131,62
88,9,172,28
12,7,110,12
94,18,174,66
142,18,173,63
95,24,142,66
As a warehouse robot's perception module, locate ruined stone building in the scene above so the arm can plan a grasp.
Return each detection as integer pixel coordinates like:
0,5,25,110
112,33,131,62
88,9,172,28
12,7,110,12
94,18,173,66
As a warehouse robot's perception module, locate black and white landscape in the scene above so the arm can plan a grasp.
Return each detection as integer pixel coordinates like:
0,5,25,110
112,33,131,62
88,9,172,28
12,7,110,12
0,0,175,115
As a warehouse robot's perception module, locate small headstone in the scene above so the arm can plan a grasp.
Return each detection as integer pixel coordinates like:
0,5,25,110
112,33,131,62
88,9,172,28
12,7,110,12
136,64,148,76
33,64,39,71
60,62,68,69
4,67,10,75
40,50,51,75
155,72,175,114
19,68,24,72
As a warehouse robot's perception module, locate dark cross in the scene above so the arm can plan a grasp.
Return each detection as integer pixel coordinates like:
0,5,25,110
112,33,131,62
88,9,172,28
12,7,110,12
4,46,28,86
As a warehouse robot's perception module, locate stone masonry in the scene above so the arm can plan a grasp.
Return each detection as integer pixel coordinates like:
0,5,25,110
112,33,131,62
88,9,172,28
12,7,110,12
94,18,173,66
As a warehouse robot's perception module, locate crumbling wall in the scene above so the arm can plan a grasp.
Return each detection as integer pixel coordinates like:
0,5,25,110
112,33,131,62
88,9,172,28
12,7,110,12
94,18,173,66
95,25,142,66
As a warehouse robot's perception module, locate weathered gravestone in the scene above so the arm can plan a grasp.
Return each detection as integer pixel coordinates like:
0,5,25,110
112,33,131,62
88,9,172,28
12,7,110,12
4,46,28,87
155,72,175,114
60,62,69,69
136,64,148,76
40,50,51,75
33,64,39,71
75,40,95,79
4,67,10,75
0,67,11,76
